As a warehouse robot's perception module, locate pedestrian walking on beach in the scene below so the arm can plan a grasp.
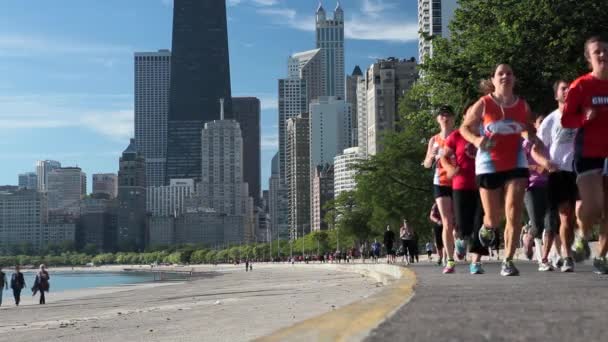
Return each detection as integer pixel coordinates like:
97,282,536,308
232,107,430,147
32,264,50,305
245,260,249,272
0,267,7,307
10,265,25,306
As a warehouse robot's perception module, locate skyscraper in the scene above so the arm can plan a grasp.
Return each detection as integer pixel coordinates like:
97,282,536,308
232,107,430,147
346,66,363,147
232,97,261,204
18,172,38,190
418,0,458,61
366,58,418,155
36,160,61,192
316,2,345,99
165,0,233,184
334,146,365,197
92,173,118,199
268,152,289,242
278,78,307,181
311,164,334,231
286,113,311,239
47,167,87,215
310,96,352,167
117,139,147,251
134,49,171,187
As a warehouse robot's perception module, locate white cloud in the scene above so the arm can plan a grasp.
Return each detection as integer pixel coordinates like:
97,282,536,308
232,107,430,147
255,0,417,42
0,34,132,57
252,0,279,6
0,93,134,141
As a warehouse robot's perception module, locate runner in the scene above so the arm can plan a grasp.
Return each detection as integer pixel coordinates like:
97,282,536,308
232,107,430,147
538,80,578,272
460,63,536,276
383,225,396,264
429,203,445,266
441,107,490,274
521,113,559,271
423,105,457,274
562,36,608,274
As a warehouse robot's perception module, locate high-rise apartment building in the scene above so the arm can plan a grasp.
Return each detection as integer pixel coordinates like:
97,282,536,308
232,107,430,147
200,117,248,217
418,0,458,61
278,78,307,182
147,178,195,217
310,96,352,167
356,73,369,156
334,146,365,197
311,164,334,231
18,172,38,190
346,66,363,147
268,152,289,242
36,160,61,192
288,49,325,106
366,58,418,155
165,0,233,183
286,113,310,239
117,139,147,250
232,97,261,204
134,49,171,187
0,189,46,250
92,173,118,199
47,167,86,215
316,2,345,99
78,195,118,252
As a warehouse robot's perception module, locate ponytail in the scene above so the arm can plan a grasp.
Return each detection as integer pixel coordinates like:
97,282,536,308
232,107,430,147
479,79,495,95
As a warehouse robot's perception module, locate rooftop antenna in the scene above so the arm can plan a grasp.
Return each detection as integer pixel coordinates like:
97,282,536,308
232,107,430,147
220,98,225,120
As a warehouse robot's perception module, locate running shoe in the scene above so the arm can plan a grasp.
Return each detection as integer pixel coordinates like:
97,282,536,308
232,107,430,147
443,260,456,274
437,258,443,266
592,257,608,275
561,257,574,272
523,233,534,260
500,260,520,276
455,239,467,260
478,225,496,248
572,235,590,263
552,257,563,270
470,262,484,274
538,260,553,272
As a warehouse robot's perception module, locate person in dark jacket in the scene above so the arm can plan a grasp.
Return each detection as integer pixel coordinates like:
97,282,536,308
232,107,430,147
0,266,7,307
32,264,50,305
10,265,26,306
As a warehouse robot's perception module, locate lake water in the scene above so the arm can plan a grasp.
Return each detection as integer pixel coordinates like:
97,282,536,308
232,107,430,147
3,272,155,292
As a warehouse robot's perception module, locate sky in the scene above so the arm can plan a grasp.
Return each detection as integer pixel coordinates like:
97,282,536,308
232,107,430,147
0,0,419,192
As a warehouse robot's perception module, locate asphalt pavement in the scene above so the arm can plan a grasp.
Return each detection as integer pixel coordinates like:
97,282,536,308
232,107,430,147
367,261,608,342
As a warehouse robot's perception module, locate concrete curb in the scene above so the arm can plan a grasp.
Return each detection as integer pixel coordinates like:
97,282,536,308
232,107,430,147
255,264,416,342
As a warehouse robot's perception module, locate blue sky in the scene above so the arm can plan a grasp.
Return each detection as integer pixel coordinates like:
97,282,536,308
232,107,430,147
0,0,419,192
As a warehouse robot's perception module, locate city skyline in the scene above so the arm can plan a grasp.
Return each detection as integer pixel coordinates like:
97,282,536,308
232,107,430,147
0,0,419,192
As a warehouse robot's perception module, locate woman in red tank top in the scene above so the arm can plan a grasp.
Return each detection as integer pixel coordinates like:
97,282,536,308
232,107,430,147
423,105,458,274
460,64,537,276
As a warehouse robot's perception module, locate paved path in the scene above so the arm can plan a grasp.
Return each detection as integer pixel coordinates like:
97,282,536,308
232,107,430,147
367,261,608,342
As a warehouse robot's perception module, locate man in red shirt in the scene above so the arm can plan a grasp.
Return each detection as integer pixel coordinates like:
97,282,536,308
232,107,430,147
562,35,608,274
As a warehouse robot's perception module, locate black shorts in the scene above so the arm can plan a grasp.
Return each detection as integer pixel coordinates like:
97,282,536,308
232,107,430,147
453,190,489,256
433,185,453,199
386,243,394,255
476,168,529,190
547,171,578,207
573,157,605,176
433,224,444,250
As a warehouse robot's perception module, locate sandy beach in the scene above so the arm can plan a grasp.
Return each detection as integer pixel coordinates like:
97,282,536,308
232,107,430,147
0,264,383,342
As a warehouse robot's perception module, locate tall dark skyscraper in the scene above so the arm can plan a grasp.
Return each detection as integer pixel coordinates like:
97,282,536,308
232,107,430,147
165,0,233,184
232,97,261,205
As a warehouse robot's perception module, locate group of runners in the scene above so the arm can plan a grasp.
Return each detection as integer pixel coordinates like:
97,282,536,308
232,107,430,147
423,35,608,276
